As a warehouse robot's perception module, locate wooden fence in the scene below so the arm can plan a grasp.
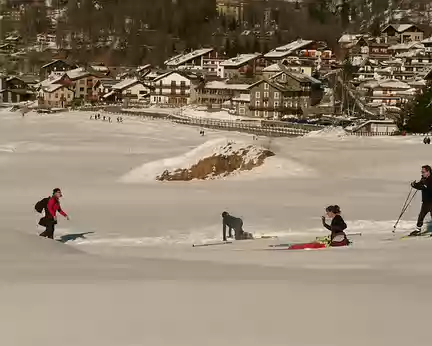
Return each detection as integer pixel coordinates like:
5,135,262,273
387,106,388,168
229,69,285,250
104,109,309,137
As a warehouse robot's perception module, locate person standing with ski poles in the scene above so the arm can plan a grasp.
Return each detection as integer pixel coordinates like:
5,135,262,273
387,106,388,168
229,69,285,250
409,165,432,236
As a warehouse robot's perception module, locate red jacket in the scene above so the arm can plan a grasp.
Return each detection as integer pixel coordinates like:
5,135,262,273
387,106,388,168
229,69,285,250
47,197,67,219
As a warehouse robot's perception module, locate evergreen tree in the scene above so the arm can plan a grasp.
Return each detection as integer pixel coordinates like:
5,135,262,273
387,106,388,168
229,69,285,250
403,85,432,133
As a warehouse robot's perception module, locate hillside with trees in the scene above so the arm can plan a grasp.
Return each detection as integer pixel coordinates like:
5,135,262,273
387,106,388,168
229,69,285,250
2,0,432,66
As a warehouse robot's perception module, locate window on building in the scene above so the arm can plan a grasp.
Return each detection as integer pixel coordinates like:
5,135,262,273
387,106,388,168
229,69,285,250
80,80,85,84
254,110,260,117
264,92,269,98
264,111,268,118
80,87,84,92
239,108,245,115
54,93,58,98
139,90,146,95
255,91,260,98
274,101,279,107
284,101,288,108
264,83,269,90
263,101,268,108
171,81,176,87
274,92,279,99
255,100,260,107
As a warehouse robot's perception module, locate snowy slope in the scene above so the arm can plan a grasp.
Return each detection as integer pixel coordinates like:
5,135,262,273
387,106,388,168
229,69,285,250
0,110,432,346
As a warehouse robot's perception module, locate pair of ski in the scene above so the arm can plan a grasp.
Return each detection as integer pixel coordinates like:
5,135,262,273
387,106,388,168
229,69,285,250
400,230,432,239
192,235,278,247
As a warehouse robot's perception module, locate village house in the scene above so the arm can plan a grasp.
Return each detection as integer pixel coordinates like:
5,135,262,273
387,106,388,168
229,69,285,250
368,42,391,61
264,39,332,68
64,68,101,101
232,93,251,117
362,79,414,106
220,53,262,79
196,80,250,108
150,71,202,105
38,84,74,108
248,70,322,119
97,78,118,99
352,120,398,135
0,76,34,103
164,48,225,77
338,34,370,59
422,37,432,53
40,60,77,79
264,39,317,63
381,24,424,44
108,78,152,104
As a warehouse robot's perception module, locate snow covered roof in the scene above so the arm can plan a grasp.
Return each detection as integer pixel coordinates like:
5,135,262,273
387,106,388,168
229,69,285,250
90,65,109,72
136,64,151,72
262,63,282,72
388,42,424,51
353,119,397,132
164,48,214,67
382,24,421,34
421,37,432,44
204,81,249,91
41,59,73,69
42,83,67,93
338,34,361,44
364,79,410,90
221,53,261,67
112,78,140,90
232,94,250,102
407,79,426,87
264,39,314,59
66,68,91,80
102,90,116,98
39,73,66,88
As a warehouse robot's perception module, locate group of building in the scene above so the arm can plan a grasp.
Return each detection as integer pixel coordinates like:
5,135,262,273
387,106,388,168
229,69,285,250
1,21,432,124
339,23,432,116
0,38,334,120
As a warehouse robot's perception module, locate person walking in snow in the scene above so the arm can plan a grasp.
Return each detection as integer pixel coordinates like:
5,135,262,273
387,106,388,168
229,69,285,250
410,165,432,235
222,211,252,241
321,205,349,247
39,188,69,239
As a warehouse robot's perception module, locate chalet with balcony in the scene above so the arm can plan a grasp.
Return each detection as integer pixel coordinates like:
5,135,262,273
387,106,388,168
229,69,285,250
381,24,424,44
0,76,34,103
248,70,322,119
108,78,152,103
40,60,77,79
150,71,202,105
196,80,250,108
164,49,225,77
363,79,414,106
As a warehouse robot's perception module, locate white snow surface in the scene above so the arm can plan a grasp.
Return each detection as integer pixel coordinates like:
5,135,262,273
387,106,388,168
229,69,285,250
305,126,348,138
120,138,310,183
1,110,432,345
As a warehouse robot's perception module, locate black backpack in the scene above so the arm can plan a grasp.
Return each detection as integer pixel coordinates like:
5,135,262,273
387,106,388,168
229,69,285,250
35,197,50,213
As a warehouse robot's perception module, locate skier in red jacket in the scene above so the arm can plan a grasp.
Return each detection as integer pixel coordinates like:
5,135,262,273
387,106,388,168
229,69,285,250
39,188,69,239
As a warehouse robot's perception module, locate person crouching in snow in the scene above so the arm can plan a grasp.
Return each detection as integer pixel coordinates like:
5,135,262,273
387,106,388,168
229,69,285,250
321,205,349,247
222,211,253,241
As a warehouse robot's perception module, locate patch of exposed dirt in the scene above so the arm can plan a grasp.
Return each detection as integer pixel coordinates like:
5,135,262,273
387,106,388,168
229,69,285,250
156,142,275,181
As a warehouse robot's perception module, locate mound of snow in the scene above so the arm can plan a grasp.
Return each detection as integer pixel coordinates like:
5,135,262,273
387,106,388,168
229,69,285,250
120,138,276,183
305,126,348,138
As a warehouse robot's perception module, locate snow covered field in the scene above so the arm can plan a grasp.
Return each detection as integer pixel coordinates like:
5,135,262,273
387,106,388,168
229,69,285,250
1,109,432,346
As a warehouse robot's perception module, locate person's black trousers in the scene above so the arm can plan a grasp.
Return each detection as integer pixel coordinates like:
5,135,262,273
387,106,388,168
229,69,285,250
417,203,432,228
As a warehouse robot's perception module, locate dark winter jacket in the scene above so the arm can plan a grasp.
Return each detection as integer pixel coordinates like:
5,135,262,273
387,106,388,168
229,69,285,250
412,176,432,204
223,215,243,233
323,215,347,240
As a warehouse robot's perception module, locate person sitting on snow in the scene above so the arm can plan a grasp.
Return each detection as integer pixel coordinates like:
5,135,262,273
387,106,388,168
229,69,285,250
321,205,349,247
222,211,253,241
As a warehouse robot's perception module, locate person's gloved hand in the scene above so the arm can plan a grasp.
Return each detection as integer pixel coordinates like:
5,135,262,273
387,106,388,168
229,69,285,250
411,181,417,188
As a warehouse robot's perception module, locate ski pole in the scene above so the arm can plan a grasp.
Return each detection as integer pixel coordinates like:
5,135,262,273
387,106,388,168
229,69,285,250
393,188,417,232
